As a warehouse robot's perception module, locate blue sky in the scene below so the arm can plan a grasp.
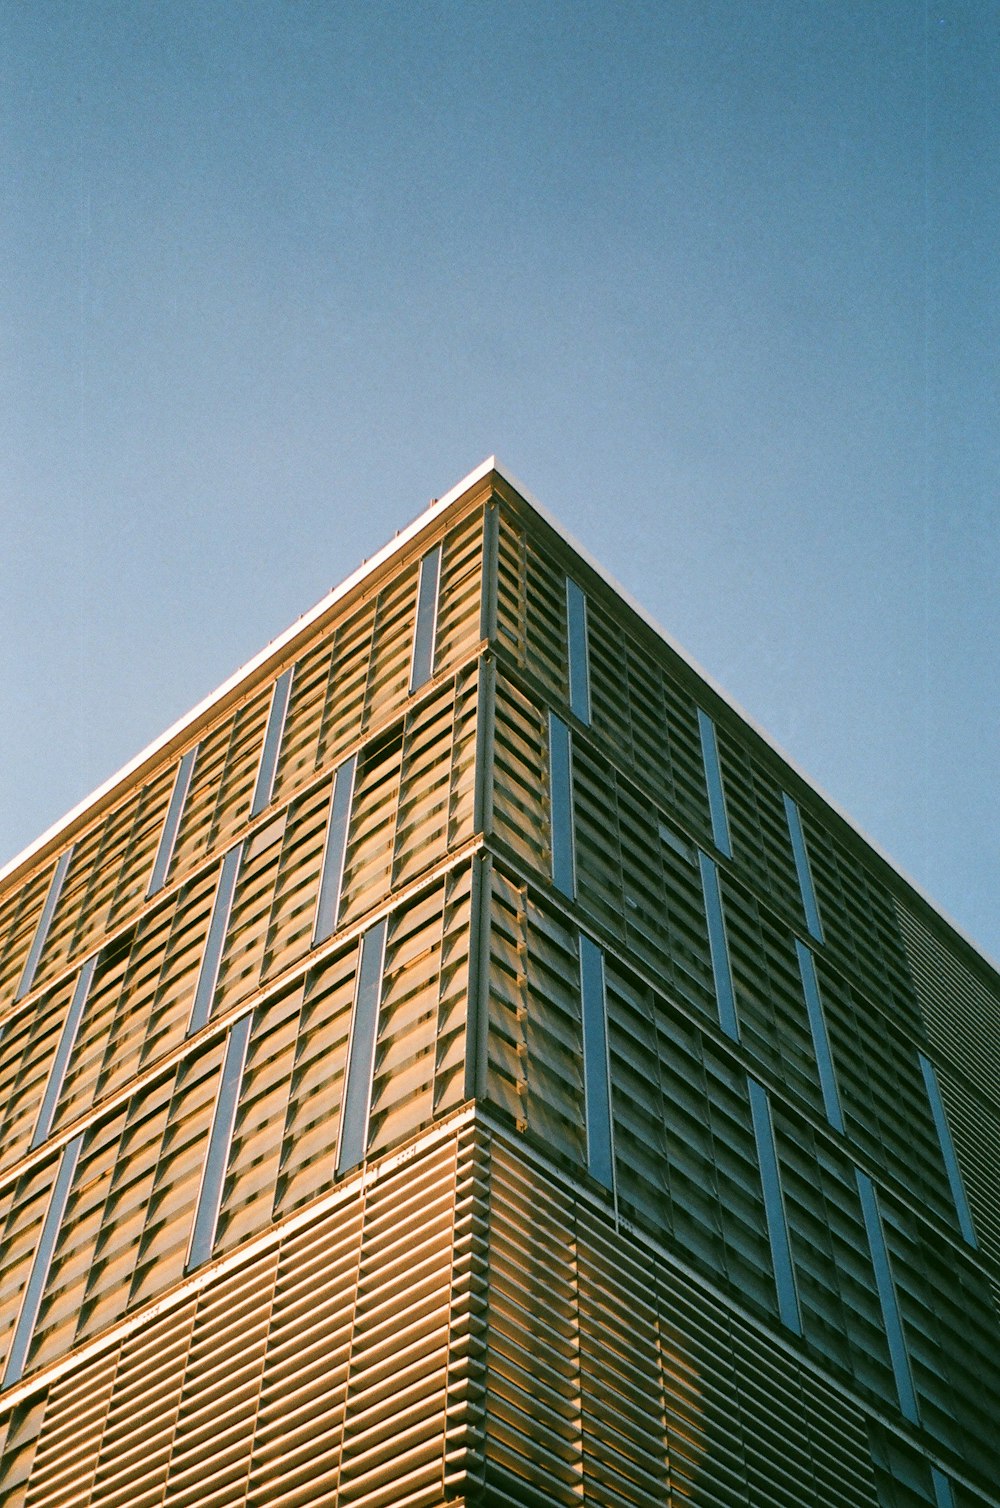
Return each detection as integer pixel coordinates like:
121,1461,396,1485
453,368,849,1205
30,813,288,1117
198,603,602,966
2,3,998,958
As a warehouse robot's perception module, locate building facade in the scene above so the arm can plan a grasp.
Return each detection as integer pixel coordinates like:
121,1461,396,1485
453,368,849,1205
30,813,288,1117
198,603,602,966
0,460,998,1507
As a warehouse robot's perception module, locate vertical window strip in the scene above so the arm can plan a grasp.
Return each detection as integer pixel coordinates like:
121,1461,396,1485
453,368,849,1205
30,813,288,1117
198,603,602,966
30,954,98,1150
918,1051,977,1248
147,745,199,897
856,1169,920,1425
2,1132,83,1387
15,847,75,1001
335,918,388,1178
409,542,442,692
548,713,576,898
747,1078,801,1335
187,843,243,1034
313,754,357,945
930,1467,955,1508
579,933,614,1190
698,851,739,1040
250,667,295,818
796,939,845,1133
187,1013,253,1270
566,577,592,726
783,792,824,943
697,709,732,858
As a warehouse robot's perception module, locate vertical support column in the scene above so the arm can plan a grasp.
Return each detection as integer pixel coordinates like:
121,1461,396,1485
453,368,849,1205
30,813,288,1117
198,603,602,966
16,847,74,1000
313,753,358,946
188,842,243,1034
250,666,295,818
187,1013,254,1270
698,851,739,1041
409,542,443,693
579,933,614,1191
697,709,732,859
747,1078,801,1335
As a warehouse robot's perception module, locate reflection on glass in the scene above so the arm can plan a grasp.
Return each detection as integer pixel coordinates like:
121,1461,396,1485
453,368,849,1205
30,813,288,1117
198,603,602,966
187,1013,253,1270
697,709,732,858
748,1077,801,1335
796,939,844,1133
699,851,739,1040
31,954,98,1150
16,846,75,999
2,1133,83,1387
566,577,591,725
579,932,614,1190
856,1169,919,1425
148,745,199,898
188,843,243,1034
784,792,823,943
314,754,358,945
409,543,442,692
336,918,388,1178
250,667,295,818
919,1050,977,1248
549,713,575,898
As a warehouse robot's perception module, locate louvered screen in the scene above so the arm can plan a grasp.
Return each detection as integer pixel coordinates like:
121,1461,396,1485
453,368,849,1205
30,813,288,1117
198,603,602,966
469,1128,883,1508
896,903,1000,1115
0,862,59,1010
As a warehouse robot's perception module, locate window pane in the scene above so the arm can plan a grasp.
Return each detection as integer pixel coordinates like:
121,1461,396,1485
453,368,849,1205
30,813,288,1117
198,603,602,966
579,932,613,1190
698,851,739,1040
566,577,591,725
188,843,243,1034
748,1078,801,1334
313,754,357,944
16,848,74,1000
147,745,199,897
2,1134,83,1386
918,1050,977,1247
856,1169,919,1424
549,713,575,898
187,1013,253,1269
784,792,823,942
31,955,97,1149
335,917,388,1177
796,939,844,1132
697,709,732,858
250,667,295,818
409,543,442,692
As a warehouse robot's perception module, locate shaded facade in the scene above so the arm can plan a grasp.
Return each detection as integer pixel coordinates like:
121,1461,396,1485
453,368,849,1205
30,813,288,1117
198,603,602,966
0,460,998,1507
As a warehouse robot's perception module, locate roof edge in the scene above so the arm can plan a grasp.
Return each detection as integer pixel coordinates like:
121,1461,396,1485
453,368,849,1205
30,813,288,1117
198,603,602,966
0,457,499,889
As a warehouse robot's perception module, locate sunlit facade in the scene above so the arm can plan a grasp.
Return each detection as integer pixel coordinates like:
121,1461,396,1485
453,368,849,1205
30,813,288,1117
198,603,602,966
0,460,998,1507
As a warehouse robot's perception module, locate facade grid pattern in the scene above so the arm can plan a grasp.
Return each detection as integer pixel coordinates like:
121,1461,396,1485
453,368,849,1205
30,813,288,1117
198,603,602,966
0,464,998,1507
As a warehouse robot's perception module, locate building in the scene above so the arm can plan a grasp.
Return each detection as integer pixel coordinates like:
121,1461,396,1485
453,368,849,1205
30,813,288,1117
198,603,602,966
0,459,998,1508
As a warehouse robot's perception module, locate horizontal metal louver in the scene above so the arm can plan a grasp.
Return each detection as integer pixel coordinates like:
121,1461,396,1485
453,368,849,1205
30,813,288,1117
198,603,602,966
896,903,1000,1117
0,978,76,1178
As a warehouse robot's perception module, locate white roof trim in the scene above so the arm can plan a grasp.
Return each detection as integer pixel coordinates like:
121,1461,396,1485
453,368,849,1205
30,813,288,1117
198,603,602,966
2,454,994,977
0,457,498,888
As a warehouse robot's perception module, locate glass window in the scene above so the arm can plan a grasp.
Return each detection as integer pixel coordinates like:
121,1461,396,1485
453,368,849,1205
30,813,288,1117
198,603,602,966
15,847,74,1000
698,851,739,1040
566,577,592,725
783,792,823,943
187,1013,253,1269
187,843,243,1034
796,939,844,1133
549,713,575,898
30,955,97,1150
697,709,732,858
409,543,442,693
918,1051,977,1248
931,1468,955,1508
335,917,388,1177
2,1133,83,1387
313,754,357,945
856,1169,919,1424
250,667,295,818
747,1078,801,1334
147,745,199,897
579,932,614,1190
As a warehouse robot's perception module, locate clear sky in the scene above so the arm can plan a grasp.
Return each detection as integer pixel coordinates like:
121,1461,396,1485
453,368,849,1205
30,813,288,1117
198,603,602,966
2,3,998,959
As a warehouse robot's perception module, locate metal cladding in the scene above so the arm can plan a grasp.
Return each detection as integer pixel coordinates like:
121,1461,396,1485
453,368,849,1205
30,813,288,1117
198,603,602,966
0,466,998,1507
